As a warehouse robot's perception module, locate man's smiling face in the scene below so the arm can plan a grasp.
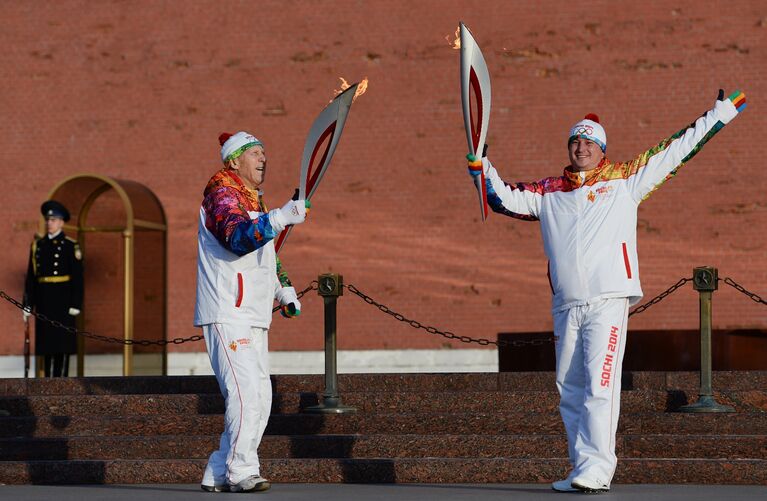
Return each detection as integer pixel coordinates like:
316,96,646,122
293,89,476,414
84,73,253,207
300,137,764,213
568,138,605,172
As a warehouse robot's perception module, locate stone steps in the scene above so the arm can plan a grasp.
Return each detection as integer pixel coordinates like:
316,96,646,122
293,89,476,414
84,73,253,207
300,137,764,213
2,372,766,396
1,389,764,416
1,434,765,461
0,372,765,485
2,411,766,438
1,458,765,485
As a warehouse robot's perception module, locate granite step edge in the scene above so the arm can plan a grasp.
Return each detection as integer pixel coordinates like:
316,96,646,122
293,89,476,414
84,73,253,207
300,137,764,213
1,434,764,461
0,458,764,485
1,389,765,416
2,412,767,437
2,372,766,396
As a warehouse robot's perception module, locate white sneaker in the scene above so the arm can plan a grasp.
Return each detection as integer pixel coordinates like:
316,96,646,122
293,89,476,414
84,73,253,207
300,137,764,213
230,475,271,493
571,475,609,493
551,477,578,492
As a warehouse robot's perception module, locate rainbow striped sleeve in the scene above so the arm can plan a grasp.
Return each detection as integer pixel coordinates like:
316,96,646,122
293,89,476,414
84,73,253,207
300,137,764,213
729,90,746,113
467,154,483,176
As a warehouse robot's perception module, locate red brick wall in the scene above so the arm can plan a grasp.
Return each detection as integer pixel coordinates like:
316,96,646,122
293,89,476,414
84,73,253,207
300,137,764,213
1,0,765,355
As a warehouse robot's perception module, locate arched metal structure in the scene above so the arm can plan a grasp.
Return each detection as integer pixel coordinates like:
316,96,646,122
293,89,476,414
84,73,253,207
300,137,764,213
40,174,168,376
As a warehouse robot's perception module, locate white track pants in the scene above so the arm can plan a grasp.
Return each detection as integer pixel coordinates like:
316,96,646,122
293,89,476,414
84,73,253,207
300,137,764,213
201,324,272,486
553,298,629,486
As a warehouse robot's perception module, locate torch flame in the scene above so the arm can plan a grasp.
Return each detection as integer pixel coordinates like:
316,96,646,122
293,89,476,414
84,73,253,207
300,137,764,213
446,27,460,49
332,77,369,103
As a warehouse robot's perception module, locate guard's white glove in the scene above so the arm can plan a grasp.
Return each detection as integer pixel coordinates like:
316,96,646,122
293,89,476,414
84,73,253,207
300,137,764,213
22,307,31,322
268,199,308,233
68,308,81,316
275,286,301,318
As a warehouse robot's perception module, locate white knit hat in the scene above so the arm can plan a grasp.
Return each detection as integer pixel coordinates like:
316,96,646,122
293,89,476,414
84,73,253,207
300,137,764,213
568,114,606,152
219,131,263,163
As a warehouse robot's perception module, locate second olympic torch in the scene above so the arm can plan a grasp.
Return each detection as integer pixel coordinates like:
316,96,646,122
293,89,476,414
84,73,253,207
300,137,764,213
459,21,492,221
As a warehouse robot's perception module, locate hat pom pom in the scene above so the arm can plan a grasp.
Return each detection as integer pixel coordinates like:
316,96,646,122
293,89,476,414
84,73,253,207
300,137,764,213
584,113,600,123
218,132,233,146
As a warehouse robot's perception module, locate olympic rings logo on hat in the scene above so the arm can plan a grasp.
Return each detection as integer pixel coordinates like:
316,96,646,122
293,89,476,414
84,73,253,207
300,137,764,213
574,125,594,136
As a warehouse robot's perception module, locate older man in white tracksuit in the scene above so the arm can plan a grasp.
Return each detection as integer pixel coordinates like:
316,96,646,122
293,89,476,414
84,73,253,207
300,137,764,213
195,131,310,493
467,90,746,493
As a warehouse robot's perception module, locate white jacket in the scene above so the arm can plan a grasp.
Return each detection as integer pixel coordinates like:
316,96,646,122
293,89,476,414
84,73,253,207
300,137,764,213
194,207,280,328
483,97,741,312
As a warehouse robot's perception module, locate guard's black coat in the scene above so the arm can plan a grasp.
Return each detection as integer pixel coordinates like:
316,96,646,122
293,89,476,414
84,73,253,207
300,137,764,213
23,233,83,355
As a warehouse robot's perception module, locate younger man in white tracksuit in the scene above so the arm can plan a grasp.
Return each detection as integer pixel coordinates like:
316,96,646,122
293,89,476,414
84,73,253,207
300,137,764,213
195,131,310,493
467,90,746,492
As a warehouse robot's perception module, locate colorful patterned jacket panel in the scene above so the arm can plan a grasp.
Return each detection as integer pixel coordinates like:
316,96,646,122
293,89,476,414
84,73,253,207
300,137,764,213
202,169,279,256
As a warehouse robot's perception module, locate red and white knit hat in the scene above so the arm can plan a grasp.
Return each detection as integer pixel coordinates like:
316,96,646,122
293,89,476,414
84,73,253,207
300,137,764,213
568,114,607,152
219,131,263,163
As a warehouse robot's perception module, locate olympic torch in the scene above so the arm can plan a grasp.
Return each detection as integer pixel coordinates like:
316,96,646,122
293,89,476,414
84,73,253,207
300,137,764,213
274,82,362,252
459,22,492,221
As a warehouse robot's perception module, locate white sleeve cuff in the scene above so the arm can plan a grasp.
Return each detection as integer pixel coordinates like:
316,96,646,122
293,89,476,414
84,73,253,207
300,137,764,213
714,98,739,125
269,209,287,234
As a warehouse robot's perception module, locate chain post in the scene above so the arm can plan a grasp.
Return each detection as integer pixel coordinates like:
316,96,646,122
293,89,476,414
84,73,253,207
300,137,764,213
304,273,356,414
680,266,734,413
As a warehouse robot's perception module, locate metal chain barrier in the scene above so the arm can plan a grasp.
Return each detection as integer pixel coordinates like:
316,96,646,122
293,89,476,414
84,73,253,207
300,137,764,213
346,277,694,348
628,278,691,317
0,281,318,346
721,277,767,306
345,283,553,348
2,274,759,349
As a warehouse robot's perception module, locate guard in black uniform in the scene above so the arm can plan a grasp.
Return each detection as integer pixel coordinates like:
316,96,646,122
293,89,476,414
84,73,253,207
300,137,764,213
23,201,83,377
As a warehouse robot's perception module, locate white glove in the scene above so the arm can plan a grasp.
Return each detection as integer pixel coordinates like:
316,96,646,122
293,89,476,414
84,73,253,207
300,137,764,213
275,286,301,318
275,286,299,306
22,307,31,322
268,200,307,233
68,308,81,316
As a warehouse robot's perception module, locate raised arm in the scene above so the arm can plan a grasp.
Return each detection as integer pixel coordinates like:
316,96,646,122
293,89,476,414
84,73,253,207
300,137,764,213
468,153,542,221
624,90,746,203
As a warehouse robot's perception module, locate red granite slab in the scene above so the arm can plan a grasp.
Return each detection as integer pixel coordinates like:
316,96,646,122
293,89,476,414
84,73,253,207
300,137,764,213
615,458,767,484
4,372,766,397
621,435,767,460
3,388,764,418
0,457,765,485
3,410,767,439
5,433,764,462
